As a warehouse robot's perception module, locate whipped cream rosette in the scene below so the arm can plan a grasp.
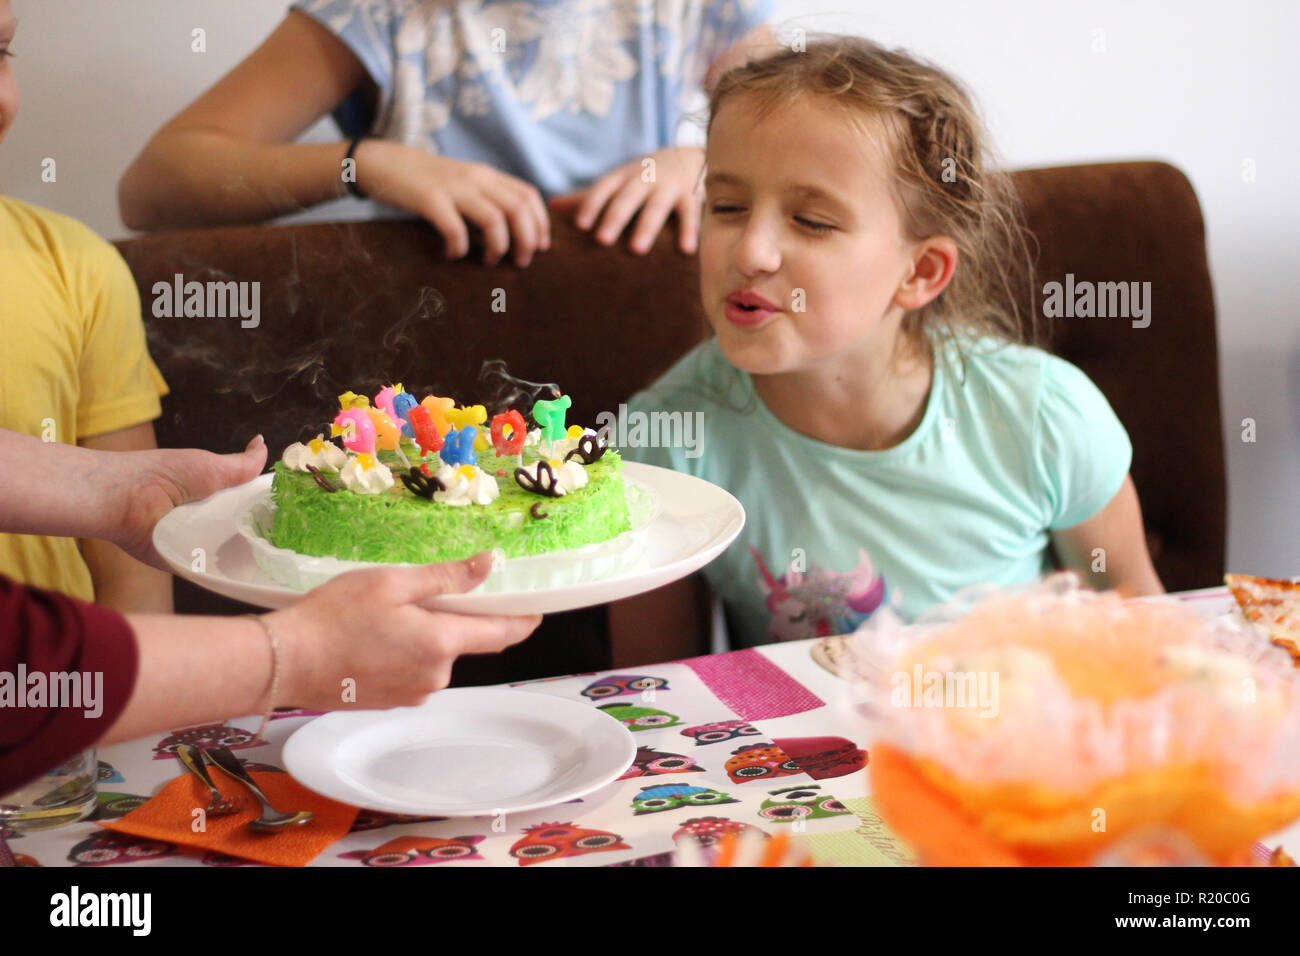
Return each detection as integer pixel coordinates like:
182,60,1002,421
432,464,500,507
844,574,1300,865
338,453,394,495
281,436,348,472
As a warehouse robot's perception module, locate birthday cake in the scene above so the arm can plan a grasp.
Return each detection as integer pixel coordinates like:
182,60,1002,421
263,386,635,567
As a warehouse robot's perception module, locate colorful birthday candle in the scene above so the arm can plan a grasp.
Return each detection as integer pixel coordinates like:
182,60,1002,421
392,391,419,439
446,404,489,453
440,426,478,468
532,394,572,442
332,407,376,455
374,384,402,422
445,404,487,431
365,406,402,452
490,410,527,457
420,395,456,437
408,404,443,458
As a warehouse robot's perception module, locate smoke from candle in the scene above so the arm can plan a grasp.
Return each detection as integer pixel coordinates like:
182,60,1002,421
477,359,561,427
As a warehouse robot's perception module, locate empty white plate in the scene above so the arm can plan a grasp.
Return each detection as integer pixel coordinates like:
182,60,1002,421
282,689,636,816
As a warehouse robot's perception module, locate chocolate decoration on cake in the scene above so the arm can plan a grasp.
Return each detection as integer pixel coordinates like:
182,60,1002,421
299,424,347,451
514,461,564,497
564,432,608,465
530,502,549,520
305,465,338,493
400,466,445,500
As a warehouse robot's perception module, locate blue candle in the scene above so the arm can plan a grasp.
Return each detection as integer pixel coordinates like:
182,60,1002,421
392,392,419,439
440,426,478,467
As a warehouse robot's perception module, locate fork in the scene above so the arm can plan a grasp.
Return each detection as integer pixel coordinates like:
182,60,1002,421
203,746,314,831
176,744,243,817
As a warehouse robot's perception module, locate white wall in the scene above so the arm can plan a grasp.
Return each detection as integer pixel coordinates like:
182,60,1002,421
2,0,1295,578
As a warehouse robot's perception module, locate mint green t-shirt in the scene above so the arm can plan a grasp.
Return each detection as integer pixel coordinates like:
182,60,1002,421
622,335,1132,648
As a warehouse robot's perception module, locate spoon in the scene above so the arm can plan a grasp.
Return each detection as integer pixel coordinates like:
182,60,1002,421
203,746,314,831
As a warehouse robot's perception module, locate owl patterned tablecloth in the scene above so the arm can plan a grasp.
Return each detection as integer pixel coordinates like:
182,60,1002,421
2,638,913,868
8,588,1260,867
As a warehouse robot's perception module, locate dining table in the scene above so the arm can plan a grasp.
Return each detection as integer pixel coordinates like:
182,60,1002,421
4,585,1294,868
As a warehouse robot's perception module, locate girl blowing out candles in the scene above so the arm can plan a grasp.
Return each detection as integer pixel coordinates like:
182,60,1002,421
613,36,1163,659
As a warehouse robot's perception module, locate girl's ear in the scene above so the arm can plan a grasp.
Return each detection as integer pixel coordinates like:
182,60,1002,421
895,236,958,311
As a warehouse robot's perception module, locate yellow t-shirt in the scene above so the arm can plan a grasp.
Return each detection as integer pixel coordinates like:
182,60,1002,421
0,196,169,600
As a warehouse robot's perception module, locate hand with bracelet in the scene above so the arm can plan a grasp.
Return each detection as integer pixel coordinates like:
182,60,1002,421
118,13,549,268
0,427,540,748
118,10,775,263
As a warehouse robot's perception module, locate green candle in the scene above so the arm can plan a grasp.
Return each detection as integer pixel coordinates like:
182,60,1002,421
532,394,572,442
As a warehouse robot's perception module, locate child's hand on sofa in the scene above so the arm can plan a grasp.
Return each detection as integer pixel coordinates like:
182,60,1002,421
550,146,704,256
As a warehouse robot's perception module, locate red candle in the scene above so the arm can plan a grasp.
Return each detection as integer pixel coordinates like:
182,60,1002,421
490,409,528,457
409,405,444,458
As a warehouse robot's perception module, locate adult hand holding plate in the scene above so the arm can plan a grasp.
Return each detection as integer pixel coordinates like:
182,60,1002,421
264,555,540,711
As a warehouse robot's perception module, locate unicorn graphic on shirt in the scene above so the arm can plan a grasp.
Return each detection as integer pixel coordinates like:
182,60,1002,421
750,546,886,642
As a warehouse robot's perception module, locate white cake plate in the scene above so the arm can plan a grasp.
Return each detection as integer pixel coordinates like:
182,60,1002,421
152,462,744,615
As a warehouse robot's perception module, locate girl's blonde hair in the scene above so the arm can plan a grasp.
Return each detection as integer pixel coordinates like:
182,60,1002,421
706,35,1040,356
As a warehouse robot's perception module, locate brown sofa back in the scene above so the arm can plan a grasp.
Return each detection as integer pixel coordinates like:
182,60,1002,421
116,160,1225,657
123,217,709,458
1015,163,1224,590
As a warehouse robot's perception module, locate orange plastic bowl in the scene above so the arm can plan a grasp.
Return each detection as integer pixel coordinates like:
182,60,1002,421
865,593,1300,866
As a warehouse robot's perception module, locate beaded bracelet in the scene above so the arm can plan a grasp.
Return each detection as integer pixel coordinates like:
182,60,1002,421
246,614,281,741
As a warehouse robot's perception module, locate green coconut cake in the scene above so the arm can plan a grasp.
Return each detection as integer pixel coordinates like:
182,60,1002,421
267,442,633,564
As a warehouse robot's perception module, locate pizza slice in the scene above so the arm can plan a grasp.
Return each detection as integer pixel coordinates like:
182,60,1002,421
1224,573,1300,664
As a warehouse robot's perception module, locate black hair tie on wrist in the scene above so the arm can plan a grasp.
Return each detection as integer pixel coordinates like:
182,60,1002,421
344,135,368,200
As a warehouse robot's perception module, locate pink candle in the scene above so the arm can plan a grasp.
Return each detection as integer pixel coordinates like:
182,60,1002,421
374,384,402,423
332,408,376,455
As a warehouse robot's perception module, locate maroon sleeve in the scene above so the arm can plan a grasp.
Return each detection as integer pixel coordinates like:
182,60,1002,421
0,575,139,796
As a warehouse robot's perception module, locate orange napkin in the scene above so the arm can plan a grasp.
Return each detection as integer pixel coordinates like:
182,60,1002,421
100,770,359,867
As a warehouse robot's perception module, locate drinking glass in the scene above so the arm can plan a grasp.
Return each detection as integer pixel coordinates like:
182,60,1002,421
0,748,98,830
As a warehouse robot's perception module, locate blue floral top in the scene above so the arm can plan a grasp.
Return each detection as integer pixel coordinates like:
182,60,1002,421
292,0,773,196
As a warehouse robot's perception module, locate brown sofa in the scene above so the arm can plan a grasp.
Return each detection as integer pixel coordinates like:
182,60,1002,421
115,160,1225,682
